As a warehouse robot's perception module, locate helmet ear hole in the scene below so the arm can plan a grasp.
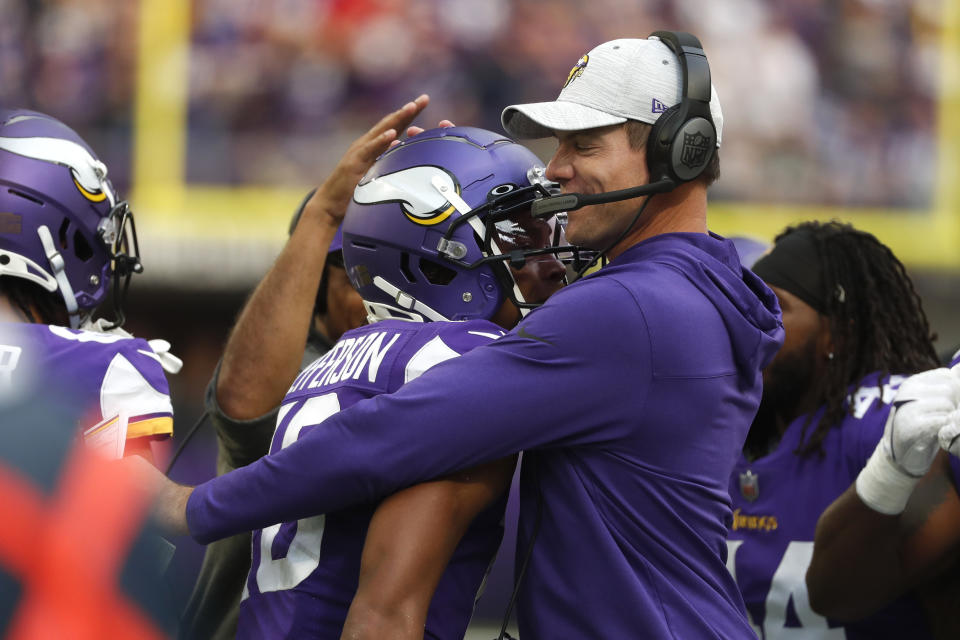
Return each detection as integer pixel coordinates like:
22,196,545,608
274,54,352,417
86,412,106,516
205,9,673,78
419,258,456,285
57,218,70,250
400,252,417,283
73,231,93,261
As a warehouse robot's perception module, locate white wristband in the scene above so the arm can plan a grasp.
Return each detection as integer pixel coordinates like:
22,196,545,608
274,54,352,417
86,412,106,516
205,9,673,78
855,443,921,515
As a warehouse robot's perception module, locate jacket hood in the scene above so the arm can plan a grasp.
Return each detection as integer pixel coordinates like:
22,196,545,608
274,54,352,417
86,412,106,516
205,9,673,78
613,232,784,378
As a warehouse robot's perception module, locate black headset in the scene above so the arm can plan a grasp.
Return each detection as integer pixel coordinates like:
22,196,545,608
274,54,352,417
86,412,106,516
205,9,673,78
531,30,716,218
645,30,717,184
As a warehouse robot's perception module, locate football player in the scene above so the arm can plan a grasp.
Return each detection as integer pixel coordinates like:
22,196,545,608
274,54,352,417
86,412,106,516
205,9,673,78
180,98,426,640
140,34,786,639
0,109,178,464
226,126,566,638
726,221,946,638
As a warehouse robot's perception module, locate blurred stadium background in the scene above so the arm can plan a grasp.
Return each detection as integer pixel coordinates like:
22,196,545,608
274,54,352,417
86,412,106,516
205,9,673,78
4,0,958,633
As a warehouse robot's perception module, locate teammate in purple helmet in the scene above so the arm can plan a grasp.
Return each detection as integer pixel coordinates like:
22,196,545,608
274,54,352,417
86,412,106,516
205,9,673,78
0,109,177,464
227,125,566,638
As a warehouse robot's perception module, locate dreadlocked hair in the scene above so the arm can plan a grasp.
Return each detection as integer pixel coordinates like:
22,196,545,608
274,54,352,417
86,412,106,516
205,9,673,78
0,276,69,326
789,220,940,457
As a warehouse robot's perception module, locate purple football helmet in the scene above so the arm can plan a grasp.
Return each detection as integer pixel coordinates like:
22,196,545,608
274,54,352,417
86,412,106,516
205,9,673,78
0,109,141,328
343,126,572,323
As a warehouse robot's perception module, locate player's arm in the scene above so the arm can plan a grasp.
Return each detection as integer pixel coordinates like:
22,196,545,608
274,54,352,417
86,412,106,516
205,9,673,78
93,338,177,469
340,455,517,640
145,279,645,542
808,452,960,620
215,96,430,420
807,367,960,619
125,435,171,468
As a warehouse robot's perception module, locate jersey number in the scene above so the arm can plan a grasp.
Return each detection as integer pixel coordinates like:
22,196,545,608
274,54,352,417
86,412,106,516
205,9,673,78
726,540,845,639
252,393,341,594
0,344,22,387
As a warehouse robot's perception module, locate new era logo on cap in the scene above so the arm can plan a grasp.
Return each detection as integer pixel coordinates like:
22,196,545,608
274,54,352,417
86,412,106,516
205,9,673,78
652,98,668,114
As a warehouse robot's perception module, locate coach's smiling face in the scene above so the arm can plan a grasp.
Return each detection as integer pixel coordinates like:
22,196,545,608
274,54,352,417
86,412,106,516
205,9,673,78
545,124,650,256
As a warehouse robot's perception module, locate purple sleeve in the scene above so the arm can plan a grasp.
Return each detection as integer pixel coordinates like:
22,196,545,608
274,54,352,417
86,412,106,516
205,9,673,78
121,337,173,396
186,279,650,543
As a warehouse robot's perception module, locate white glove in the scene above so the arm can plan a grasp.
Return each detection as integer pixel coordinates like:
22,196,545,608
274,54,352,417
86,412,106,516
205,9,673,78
856,367,960,515
936,363,960,458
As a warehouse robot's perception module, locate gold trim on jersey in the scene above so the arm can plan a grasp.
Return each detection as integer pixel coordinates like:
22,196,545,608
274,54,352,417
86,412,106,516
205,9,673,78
127,416,173,438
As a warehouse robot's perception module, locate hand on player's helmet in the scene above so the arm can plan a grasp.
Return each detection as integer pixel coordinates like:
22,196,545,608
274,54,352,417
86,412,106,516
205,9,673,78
856,367,960,514
308,95,431,227
936,363,960,458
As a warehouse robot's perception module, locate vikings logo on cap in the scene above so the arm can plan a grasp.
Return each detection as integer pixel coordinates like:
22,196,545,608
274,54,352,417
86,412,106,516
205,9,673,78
353,166,460,226
0,135,115,205
563,54,589,89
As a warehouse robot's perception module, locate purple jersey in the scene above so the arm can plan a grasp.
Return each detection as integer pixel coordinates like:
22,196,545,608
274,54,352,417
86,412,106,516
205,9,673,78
728,373,934,639
0,321,173,441
236,318,506,639
188,232,784,638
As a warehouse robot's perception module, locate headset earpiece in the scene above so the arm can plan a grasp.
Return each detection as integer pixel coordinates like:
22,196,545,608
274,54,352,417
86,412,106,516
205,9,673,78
645,31,717,184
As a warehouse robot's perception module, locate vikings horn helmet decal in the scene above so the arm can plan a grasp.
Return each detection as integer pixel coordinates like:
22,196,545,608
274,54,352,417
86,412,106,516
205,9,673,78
0,110,142,328
0,134,116,205
343,126,575,324
353,166,459,226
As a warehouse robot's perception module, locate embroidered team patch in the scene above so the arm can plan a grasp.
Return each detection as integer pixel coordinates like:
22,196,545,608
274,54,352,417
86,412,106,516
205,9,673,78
563,54,589,88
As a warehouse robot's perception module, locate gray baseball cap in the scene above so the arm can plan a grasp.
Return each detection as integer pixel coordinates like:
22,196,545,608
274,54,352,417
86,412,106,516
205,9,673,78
502,36,723,146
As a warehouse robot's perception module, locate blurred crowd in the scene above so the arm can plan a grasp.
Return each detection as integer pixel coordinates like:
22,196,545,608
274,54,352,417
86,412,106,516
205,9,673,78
0,0,945,208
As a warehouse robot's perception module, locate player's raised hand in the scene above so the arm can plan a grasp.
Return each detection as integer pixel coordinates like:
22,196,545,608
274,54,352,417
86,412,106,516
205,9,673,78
306,95,431,227
856,367,960,514
936,363,960,457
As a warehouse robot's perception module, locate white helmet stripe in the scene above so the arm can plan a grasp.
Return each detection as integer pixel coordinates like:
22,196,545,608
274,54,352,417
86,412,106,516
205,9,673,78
354,166,457,220
0,136,115,205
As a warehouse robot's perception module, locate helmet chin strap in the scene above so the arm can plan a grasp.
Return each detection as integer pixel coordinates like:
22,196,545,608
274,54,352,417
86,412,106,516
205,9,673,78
36,225,81,328
0,249,58,293
371,276,448,322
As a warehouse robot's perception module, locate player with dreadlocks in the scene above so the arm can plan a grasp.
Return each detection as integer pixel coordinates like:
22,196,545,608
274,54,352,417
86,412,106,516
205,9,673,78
725,220,947,639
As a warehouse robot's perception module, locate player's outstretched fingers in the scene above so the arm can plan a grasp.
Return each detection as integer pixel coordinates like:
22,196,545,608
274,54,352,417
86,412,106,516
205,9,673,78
358,95,431,159
309,96,432,225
